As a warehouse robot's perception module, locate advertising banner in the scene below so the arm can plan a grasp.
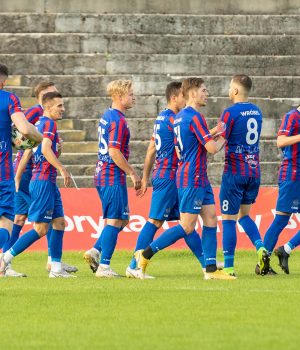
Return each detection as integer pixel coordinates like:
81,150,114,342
25,187,300,251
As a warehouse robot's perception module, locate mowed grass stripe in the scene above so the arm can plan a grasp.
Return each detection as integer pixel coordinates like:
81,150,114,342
1,250,300,350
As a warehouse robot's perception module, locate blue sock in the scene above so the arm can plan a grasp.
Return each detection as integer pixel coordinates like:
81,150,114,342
129,221,158,269
263,214,290,254
202,226,217,267
288,230,300,250
150,225,186,254
100,225,120,265
10,229,40,256
222,220,237,269
93,232,103,252
238,215,264,251
49,229,64,262
3,224,22,252
184,230,205,268
0,228,10,249
46,225,52,257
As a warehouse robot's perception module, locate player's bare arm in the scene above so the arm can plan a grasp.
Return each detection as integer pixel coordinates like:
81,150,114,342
205,136,226,154
277,134,300,148
109,147,141,190
11,112,43,144
137,139,156,197
42,138,71,187
15,149,33,192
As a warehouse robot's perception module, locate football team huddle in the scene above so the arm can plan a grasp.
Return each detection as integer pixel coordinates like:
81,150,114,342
0,62,300,279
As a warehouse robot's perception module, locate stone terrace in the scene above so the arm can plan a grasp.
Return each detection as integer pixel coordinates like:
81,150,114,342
0,1,299,187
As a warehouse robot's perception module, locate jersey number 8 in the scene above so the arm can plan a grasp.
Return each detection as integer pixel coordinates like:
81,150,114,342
98,126,108,155
246,118,259,145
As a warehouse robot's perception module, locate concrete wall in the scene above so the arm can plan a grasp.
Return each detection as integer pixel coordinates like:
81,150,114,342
0,0,299,14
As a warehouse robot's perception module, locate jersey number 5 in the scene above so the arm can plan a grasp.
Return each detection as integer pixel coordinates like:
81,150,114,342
98,126,108,155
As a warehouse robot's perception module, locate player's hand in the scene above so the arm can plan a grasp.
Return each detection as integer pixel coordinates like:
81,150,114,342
129,170,141,191
136,177,148,197
60,166,71,187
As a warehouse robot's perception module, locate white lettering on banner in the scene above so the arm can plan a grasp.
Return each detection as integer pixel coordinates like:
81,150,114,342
89,216,105,238
73,216,87,232
122,215,147,232
64,215,74,231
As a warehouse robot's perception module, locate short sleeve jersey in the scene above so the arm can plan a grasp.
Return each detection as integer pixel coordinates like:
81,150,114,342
94,108,130,187
0,90,23,181
31,116,59,183
278,108,300,182
174,106,213,188
13,104,43,175
152,108,178,181
220,102,262,178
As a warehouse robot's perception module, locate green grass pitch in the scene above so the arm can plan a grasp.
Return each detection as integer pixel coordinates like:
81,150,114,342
1,250,300,350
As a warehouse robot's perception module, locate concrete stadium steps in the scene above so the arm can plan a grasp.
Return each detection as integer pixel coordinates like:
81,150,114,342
1,14,299,35
58,130,86,142
0,0,299,14
0,54,298,76
18,75,300,98
1,33,299,56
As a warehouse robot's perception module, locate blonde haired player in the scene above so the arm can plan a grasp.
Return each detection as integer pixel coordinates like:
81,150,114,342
84,80,141,277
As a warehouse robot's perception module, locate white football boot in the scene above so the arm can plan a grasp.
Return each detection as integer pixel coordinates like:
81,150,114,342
125,266,155,279
95,265,121,278
46,261,78,273
83,248,100,273
5,264,27,277
49,270,77,278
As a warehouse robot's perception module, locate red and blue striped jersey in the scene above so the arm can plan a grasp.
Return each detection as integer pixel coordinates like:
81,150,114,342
13,104,43,175
152,109,178,181
0,90,23,181
94,108,130,187
32,116,59,183
278,109,300,182
174,106,213,188
220,102,262,178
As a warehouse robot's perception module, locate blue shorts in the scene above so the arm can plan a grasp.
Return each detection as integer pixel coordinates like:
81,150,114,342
149,178,179,221
14,170,32,215
0,180,15,221
276,181,300,213
96,185,129,220
28,180,64,223
178,184,215,214
219,173,260,215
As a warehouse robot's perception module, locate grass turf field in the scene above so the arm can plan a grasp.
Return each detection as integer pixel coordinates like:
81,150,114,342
1,250,300,350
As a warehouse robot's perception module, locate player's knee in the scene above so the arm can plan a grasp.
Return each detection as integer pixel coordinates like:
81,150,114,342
34,223,49,237
121,219,129,229
14,215,27,227
180,222,194,234
149,218,163,228
52,219,65,231
202,215,217,228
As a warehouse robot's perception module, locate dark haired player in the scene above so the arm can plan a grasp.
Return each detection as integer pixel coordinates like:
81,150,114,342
0,92,74,278
219,74,270,276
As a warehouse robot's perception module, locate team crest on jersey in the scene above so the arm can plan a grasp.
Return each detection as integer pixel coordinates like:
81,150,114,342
292,199,299,211
245,154,258,168
193,199,202,210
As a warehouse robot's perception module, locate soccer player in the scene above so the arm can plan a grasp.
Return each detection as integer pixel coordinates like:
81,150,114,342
3,81,77,277
84,80,141,278
0,92,74,278
126,81,212,278
219,74,270,276
0,63,42,261
263,105,300,274
134,77,235,280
